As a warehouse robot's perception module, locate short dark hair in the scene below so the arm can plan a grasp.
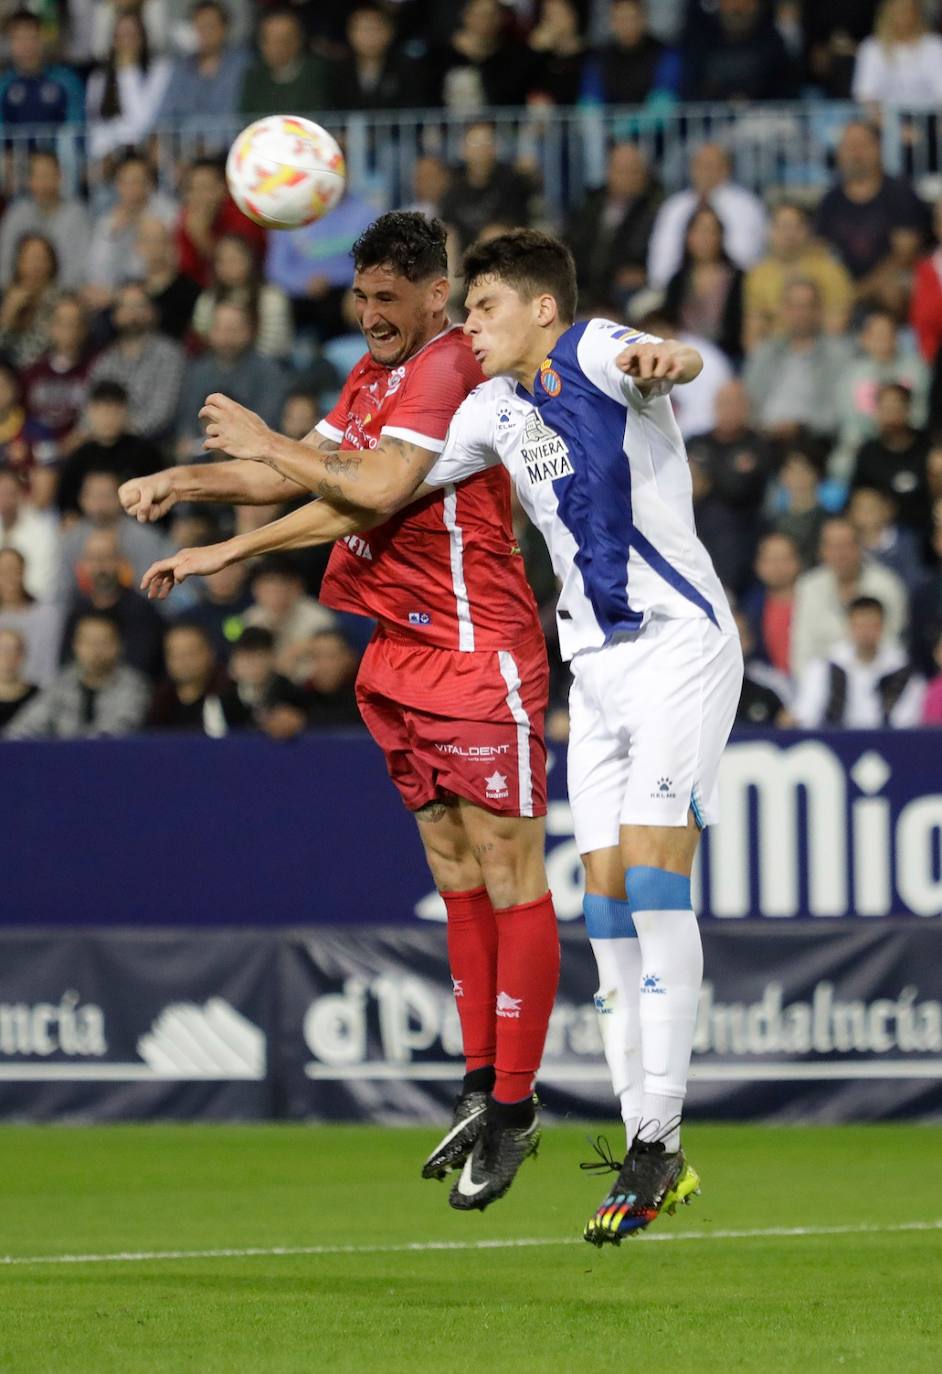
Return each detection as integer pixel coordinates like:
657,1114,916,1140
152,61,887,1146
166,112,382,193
848,595,885,619
115,149,156,181
878,381,911,405
74,611,121,638
252,554,303,583
772,199,809,222
5,9,41,32
234,626,275,654
89,380,129,406
192,0,229,22
462,229,578,324
259,5,304,32
166,621,214,646
352,212,448,281
188,155,225,181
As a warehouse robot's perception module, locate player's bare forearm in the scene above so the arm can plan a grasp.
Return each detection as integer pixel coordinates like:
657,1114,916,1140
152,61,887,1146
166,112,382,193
120,459,308,522
176,459,308,504
616,339,703,388
140,498,383,600
199,393,437,515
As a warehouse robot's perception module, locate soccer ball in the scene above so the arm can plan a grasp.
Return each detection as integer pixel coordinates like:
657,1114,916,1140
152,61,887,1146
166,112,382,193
225,115,346,231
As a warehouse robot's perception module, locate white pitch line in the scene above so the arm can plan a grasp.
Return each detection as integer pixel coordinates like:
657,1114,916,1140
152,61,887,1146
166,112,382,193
2,1220,940,1269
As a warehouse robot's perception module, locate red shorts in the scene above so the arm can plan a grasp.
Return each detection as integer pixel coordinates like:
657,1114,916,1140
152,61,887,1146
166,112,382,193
355,630,548,817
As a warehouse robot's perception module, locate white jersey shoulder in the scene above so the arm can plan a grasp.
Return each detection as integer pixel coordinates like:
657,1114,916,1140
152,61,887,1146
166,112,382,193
424,376,510,487
427,319,734,659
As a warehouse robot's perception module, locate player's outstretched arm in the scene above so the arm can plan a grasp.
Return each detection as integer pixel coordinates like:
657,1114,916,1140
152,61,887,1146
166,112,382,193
119,459,310,522
198,393,437,516
139,492,382,600
615,339,703,391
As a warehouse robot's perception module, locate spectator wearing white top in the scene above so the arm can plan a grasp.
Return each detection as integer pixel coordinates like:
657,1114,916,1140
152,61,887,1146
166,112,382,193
852,0,942,110
84,153,177,309
793,595,924,728
791,516,908,674
86,11,173,162
646,142,768,289
634,309,733,440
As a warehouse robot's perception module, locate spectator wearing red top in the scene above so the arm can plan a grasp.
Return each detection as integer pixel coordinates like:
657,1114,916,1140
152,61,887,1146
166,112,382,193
910,200,942,366
176,158,266,290
741,531,802,676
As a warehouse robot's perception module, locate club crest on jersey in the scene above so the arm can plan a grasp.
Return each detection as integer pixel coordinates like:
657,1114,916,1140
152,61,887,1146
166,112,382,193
539,358,562,396
520,411,573,485
384,366,406,397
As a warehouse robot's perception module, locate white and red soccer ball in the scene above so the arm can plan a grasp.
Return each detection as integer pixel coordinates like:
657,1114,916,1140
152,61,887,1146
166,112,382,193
225,115,346,230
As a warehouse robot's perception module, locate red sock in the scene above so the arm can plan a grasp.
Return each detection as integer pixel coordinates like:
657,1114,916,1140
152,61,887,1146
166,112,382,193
442,886,499,1073
492,891,560,1103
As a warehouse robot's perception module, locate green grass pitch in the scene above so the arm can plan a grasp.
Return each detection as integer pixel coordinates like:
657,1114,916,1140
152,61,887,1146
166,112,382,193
1,1123,939,1373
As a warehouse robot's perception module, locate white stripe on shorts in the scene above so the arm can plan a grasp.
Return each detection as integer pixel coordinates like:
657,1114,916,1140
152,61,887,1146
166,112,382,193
497,650,533,818
442,484,475,652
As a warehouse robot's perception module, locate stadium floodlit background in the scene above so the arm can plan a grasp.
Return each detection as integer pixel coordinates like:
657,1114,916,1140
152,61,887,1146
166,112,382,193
0,2,940,1371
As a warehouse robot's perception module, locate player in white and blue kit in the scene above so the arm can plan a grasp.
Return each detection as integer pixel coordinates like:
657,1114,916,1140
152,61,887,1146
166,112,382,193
422,231,743,1242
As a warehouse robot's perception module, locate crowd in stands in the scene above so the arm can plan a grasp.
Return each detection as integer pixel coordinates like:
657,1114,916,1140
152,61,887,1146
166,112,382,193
3,0,942,739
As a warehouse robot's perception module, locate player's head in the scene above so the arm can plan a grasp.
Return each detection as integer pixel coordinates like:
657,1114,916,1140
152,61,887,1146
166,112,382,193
462,229,577,380
351,212,450,367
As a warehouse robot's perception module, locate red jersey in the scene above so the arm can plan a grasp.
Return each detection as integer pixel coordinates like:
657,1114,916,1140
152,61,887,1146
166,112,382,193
316,326,541,653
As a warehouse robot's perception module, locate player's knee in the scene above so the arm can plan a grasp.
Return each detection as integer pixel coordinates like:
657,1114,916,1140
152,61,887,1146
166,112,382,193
475,840,544,909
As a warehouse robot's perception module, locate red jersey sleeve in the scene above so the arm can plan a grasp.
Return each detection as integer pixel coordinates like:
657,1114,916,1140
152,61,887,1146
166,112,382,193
381,333,484,452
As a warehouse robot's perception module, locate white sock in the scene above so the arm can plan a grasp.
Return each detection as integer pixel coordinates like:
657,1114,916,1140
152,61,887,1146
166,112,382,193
630,905,703,1154
589,936,643,1150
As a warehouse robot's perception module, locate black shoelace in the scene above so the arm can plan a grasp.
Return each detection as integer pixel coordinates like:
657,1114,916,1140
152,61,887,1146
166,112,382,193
579,1135,623,1176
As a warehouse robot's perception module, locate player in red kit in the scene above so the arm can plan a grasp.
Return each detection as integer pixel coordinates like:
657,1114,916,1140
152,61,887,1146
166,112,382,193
125,214,559,1210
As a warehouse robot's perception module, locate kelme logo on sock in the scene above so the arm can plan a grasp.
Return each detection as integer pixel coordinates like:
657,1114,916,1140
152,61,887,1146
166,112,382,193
641,974,667,995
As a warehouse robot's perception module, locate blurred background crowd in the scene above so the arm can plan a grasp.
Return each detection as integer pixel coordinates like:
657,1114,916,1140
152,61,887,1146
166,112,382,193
3,0,942,742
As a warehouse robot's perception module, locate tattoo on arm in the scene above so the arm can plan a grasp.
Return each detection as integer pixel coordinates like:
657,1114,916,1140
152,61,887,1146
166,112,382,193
315,480,353,505
384,436,425,467
323,452,363,481
313,434,341,452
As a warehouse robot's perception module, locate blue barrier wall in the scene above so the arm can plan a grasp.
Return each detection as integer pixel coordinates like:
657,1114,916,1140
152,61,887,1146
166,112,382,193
3,729,941,926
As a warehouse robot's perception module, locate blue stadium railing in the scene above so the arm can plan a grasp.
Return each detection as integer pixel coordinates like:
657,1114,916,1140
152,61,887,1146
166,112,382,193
3,102,940,221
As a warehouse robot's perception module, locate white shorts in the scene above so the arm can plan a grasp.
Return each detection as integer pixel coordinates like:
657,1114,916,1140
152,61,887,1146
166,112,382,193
567,617,743,854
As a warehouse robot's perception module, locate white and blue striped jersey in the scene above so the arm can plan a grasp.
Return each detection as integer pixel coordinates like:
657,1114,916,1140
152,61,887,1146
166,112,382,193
424,318,736,661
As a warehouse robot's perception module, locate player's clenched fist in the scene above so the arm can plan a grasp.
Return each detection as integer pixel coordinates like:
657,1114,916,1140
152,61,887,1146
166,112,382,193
140,543,232,600
615,340,702,385
119,472,178,523
199,393,272,463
